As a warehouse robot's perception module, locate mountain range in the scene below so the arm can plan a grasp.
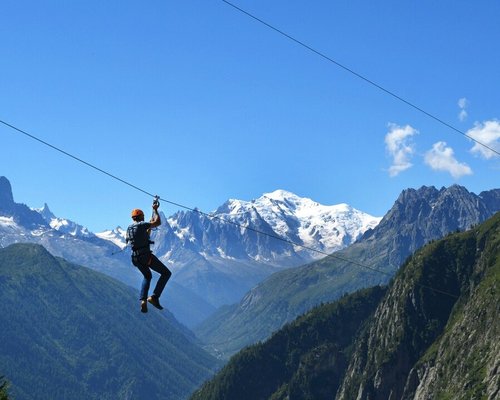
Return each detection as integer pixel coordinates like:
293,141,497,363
1,174,499,338
0,243,218,400
0,176,380,327
148,189,381,308
0,177,214,328
190,211,500,400
2,175,499,399
195,185,500,358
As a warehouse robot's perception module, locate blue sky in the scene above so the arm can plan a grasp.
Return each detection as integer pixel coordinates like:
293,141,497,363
1,0,499,232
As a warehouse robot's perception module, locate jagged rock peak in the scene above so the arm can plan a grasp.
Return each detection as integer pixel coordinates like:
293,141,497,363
0,176,14,206
396,185,475,203
37,203,56,221
396,185,438,202
479,188,500,213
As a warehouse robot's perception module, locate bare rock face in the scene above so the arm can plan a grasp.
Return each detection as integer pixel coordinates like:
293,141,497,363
368,185,499,270
402,228,500,400
0,176,47,228
0,176,14,206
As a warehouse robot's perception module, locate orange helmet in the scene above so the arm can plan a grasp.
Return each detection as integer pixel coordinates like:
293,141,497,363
131,209,144,218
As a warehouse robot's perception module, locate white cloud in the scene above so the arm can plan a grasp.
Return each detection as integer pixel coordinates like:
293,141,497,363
467,120,500,159
385,124,418,177
424,141,472,179
458,98,468,109
459,109,468,122
458,97,469,122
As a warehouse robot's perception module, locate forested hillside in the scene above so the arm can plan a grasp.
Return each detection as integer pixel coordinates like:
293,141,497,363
0,244,219,400
191,212,500,399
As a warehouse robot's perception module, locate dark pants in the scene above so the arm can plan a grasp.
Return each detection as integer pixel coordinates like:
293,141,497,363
134,253,172,301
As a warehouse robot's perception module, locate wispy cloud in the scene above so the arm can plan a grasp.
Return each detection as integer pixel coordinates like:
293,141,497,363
385,123,418,177
467,120,500,159
458,97,469,122
424,141,472,179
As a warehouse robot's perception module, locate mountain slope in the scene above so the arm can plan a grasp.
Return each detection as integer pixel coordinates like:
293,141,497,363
337,212,500,399
190,212,500,400
195,185,500,358
190,286,387,400
0,243,219,400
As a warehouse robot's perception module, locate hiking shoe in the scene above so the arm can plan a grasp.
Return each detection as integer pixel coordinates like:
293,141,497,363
147,295,164,310
141,300,148,313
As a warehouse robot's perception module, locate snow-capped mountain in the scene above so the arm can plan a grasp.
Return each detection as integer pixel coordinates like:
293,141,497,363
161,190,380,264
140,190,382,309
36,203,94,238
0,175,382,326
96,226,127,249
215,190,381,258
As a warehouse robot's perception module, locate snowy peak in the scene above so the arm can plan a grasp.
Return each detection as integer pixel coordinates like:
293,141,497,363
215,190,382,257
35,203,94,239
262,189,305,206
48,218,94,238
151,190,383,307
37,203,56,221
0,177,47,229
96,226,127,249
264,189,297,200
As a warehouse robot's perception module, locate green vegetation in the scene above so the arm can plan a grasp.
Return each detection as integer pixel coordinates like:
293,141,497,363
190,286,386,400
195,244,387,359
0,243,219,400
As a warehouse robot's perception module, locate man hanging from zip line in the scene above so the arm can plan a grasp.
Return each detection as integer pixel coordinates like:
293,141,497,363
126,196,172,313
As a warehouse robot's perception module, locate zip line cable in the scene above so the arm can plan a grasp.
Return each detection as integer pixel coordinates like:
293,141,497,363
221,0,500,158
0,118,459,299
